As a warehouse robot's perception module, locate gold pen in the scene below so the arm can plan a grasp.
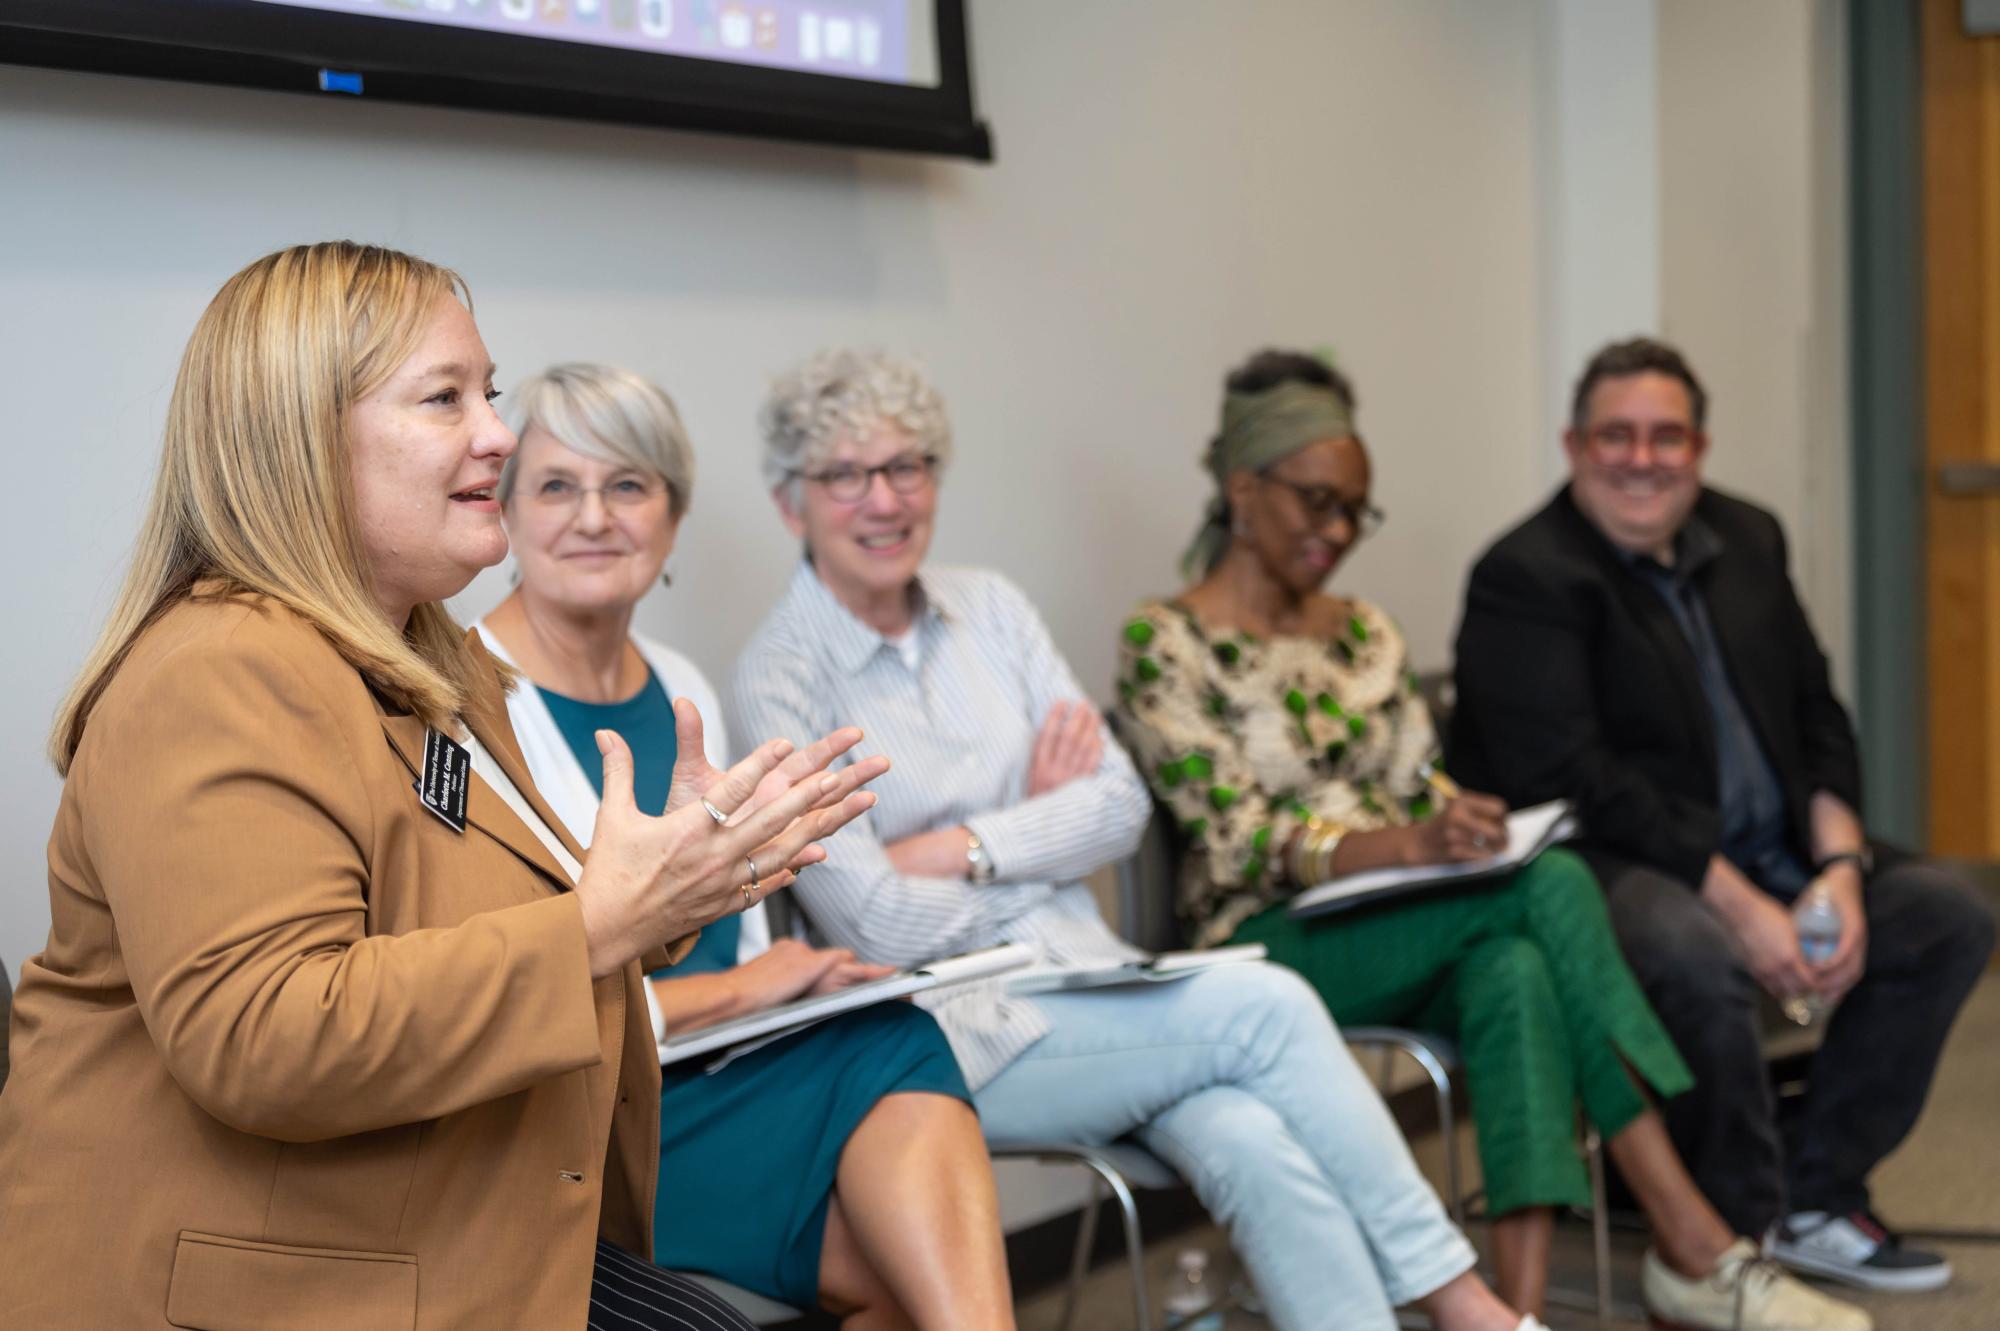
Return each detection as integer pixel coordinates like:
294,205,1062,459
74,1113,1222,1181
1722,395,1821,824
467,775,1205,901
1421,759,1461,803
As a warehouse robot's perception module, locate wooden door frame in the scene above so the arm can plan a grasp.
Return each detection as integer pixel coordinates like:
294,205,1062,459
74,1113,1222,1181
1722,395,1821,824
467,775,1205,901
1918,0,2000,854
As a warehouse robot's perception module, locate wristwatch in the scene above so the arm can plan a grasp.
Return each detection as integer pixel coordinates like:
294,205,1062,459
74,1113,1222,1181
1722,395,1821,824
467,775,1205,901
965,830,997,884
1813,847,1873,877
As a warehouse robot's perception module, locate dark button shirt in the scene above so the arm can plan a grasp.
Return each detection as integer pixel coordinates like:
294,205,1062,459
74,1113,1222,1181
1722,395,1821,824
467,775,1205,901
1623,517,1810,897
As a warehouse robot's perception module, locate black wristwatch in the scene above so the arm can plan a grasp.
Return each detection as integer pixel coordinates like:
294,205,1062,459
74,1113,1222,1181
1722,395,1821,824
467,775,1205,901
1813,847,1873,877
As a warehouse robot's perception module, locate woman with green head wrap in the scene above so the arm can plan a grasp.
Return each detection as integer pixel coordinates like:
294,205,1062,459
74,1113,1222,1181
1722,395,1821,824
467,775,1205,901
1112,350,1869,1331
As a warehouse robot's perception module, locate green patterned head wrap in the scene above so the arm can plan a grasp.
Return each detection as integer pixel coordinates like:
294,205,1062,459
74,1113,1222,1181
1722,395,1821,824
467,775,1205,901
1180,380,1357,580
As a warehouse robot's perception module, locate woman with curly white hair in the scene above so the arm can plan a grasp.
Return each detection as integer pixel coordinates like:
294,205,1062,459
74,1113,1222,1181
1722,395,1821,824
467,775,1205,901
476,362,1015,1331
731,348,1548,1331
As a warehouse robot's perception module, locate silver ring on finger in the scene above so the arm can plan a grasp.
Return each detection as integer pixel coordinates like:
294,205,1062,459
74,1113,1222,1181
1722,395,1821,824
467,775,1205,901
700,797,730,826
745,854,762,902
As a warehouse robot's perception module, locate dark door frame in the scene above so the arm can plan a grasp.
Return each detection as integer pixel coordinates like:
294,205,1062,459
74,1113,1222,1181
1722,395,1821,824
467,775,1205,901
1849,0,1926,845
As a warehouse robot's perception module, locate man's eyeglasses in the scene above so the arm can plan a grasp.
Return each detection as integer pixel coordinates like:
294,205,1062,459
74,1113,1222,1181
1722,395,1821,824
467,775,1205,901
1260,474,1386,538
1583,423,1699,465
525,475,669,513
796,452,938,504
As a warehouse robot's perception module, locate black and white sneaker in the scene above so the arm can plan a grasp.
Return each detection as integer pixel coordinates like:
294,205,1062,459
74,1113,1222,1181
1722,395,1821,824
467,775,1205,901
1768,1211,1952,1292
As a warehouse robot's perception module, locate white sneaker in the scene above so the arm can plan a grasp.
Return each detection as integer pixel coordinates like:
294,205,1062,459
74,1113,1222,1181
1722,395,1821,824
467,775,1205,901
1768,1210,1953,1293
1643,1238,1872,1330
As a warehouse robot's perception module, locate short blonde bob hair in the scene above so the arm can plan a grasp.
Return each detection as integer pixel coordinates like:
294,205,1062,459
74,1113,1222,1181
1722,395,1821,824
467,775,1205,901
50,241,497,772
757,348,952,506
499,363,695,519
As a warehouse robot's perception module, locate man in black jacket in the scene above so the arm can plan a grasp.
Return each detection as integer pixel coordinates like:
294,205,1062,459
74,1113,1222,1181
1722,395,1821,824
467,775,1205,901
1449,337,1993,1295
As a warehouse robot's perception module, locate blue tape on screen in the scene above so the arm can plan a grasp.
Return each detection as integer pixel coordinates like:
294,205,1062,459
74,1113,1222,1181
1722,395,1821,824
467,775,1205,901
318,69,364,96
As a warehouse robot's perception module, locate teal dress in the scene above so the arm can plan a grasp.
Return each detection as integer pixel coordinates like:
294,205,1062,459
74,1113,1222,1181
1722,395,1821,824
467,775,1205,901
539,673,971,1306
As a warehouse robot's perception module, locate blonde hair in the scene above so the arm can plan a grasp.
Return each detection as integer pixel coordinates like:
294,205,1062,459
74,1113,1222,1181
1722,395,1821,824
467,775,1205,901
757,348,952,506
499,362,696,518
49,241,499,773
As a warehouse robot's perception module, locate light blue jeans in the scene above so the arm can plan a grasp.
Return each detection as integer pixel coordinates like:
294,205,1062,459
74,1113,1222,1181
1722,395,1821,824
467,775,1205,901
973,962,1477,1331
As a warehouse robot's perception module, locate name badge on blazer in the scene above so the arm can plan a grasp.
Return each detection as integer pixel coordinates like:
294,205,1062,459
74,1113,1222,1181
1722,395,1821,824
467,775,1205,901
416,727,471,833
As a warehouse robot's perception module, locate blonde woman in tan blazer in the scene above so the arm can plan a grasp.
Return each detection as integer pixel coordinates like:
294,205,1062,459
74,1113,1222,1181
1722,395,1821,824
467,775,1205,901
0,242,884,1331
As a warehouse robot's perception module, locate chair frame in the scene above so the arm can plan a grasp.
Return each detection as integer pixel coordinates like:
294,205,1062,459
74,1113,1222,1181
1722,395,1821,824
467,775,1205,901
989,1141,1166,1331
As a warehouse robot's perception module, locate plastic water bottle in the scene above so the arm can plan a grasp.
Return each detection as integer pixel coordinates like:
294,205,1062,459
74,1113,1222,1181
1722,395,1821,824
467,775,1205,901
1783,884,1842,1025
1162,1248,1225,1331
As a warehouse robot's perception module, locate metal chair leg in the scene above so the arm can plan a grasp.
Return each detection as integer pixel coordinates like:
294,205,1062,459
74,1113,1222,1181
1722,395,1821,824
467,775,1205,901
1056,1177,1106,1331
1586,1125,1611,1320
1062,1155,1152,1331
1394,1040,1467,1227
1435,1077,1464,1228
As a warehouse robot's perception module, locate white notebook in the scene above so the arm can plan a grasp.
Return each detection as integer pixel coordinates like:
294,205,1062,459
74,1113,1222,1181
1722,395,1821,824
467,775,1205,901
1287,800,1579,921
1003,943,1269,995
661,942,1035,1071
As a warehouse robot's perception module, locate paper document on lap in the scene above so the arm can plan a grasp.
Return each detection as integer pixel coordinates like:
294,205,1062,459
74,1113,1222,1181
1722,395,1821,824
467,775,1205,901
1287,800,1578,921
662,942,1035,1072
1003,943,1269,995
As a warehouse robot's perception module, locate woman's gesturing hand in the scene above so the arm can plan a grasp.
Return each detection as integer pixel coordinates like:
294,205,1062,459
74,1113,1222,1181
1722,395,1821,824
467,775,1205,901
576,705,889,978
664,699,869,828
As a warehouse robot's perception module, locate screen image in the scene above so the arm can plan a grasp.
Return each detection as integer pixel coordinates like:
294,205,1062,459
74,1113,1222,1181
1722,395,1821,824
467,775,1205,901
0,0,989,159
258,0,940,88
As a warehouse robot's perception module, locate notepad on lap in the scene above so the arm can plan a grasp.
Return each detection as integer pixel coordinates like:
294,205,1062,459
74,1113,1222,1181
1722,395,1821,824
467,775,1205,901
1287,800,1579,921
1003,943,1269,995
661,942,1035,1070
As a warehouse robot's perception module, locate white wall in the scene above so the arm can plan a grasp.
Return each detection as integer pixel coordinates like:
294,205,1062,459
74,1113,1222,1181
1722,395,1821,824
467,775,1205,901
0,0,1845,1222
1658,0,1852,691
0,1,1562,980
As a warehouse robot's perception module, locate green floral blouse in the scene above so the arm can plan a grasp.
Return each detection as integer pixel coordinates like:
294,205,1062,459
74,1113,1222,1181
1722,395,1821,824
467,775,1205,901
1113,597,1441,946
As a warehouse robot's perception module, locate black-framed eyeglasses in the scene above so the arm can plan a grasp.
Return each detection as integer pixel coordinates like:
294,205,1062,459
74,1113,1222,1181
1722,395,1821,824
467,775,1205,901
1260,474,1386,538
795,452,938,504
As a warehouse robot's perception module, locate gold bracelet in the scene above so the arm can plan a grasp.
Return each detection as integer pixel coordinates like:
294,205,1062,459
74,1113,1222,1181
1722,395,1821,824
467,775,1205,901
1293,815,1326,884
1307,825,1339,884
1295,817,1345,885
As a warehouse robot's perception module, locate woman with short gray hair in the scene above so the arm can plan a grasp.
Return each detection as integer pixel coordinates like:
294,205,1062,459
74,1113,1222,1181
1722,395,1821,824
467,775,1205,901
479,362,1014,1331
497,362,697,516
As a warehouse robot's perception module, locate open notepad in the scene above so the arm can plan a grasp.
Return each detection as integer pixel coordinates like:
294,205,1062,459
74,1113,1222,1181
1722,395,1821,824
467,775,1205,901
661,942,1035,1071
1288,800,1579,921
1003,943,1269,995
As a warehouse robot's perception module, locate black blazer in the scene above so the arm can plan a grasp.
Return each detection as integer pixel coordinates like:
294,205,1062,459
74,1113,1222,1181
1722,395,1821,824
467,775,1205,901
1447,485,1862,888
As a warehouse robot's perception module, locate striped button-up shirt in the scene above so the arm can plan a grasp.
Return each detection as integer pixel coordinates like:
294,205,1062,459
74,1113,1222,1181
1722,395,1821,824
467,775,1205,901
729,560,1151,1088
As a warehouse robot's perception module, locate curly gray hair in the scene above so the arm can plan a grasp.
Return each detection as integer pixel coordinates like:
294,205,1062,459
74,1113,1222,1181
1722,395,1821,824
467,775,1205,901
758,349,953,506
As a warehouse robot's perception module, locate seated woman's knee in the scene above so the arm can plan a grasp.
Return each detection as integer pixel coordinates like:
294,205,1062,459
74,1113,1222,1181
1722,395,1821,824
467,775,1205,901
1458,934,1555,1007
1212,957,1329,1019
1521,847,1603,908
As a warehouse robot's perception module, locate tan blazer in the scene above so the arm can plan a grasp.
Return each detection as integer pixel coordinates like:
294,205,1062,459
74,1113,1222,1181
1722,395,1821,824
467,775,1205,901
0,592,690,1330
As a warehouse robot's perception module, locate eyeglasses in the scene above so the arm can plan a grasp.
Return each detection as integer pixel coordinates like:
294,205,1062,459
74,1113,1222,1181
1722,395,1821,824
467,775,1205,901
524,475,669,513
796,452,938,504
1260,474,1386,538
1583,423,1699,465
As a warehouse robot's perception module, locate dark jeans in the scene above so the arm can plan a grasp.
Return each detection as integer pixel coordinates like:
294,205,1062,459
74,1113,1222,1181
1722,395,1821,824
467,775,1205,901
1592,848,1994,1235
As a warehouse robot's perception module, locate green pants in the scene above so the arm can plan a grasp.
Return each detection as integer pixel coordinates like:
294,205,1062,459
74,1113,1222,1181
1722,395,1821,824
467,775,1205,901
1232,848,1693,1215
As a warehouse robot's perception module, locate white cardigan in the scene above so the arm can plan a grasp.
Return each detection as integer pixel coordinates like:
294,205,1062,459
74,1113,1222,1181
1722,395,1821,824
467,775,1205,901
473,621,771,964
